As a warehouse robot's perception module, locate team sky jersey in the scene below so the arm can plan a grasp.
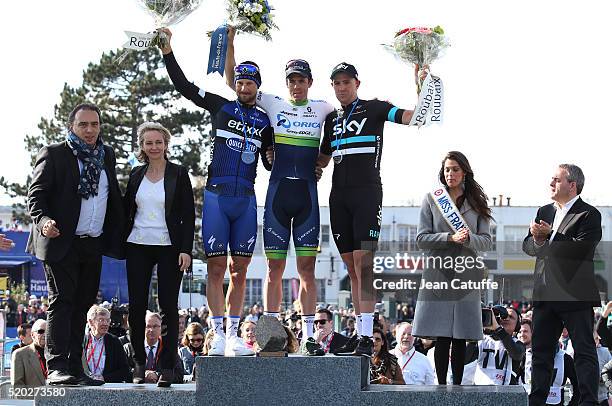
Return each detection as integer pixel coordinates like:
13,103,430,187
256,92,334,182
320,99,405,188
164,52,272,196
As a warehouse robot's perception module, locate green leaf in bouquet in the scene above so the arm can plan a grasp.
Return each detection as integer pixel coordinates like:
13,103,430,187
433,25,444,35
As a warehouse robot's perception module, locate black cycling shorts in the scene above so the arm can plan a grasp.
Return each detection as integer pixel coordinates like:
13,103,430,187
329,186,382,254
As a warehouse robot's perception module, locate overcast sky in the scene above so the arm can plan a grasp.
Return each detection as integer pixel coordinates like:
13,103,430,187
2,0,611,208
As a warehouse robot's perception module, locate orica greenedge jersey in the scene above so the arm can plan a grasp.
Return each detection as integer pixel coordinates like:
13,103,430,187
256,92,334,182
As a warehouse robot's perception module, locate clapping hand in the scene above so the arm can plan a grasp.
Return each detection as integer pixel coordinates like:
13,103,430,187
530,220,552,244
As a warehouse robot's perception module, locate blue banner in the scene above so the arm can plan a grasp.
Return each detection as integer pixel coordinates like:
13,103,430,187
207,25,228,76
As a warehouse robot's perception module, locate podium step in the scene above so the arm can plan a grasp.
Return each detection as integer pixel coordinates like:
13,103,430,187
34,383,196,406
362,384,527,406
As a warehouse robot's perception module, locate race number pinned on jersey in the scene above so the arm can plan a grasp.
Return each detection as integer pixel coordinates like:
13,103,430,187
409,73,444,128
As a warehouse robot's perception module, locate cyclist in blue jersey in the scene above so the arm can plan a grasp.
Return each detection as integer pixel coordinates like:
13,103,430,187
318,63,419,356
225,26,333,355
160,28,273,356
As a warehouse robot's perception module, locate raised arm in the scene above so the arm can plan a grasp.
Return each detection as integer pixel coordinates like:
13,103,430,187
159,28,228,114
395,64,430,125
224,26,237,91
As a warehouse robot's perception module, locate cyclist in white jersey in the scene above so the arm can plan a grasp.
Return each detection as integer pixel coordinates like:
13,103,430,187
225,26,334,354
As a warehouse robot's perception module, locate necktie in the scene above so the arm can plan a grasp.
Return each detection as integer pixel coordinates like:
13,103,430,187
146,346,155,370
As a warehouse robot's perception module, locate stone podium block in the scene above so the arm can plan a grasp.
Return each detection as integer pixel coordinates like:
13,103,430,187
34,383,197,406
361,384,528,406
195,355,369,405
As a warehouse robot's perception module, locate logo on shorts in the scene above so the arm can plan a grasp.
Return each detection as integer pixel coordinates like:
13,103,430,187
247,235,255,249
377,205,382,226
296,226,316,242
266,227,286,243
333,234,340,240
208,235,216,250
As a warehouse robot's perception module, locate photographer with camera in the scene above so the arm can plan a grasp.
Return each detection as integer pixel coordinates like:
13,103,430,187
469,305,525,386
108,297,129,338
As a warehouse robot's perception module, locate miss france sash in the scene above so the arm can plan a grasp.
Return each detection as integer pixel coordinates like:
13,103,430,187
430,187,472,234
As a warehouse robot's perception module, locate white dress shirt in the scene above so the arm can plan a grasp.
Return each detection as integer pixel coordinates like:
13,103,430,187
550,195,579,241
390,346,435,385
75,160,109,237
127,177,171,245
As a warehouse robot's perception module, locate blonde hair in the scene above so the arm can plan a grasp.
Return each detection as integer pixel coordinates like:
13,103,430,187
240,320,256,334
181,322,206,347
136,122,171,163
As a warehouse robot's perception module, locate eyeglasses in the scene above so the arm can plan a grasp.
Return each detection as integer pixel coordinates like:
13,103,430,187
313,319,328,325
36,329,46,334
235,64,259,75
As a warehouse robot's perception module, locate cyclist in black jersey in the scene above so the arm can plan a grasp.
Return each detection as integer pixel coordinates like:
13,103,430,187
318,62,418,356
160,28,272,357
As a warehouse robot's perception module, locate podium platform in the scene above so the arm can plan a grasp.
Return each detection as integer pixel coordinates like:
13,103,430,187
194,354,526,406
34,383,196,406
32,355,528,405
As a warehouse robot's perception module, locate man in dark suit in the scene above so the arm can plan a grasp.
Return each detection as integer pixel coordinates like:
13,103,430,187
81,305,130,383
123,312,184,384
311,308,348,355
523,163,602,406
27,103,125,386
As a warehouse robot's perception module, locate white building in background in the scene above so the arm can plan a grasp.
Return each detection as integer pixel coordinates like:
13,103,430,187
186,203,612,317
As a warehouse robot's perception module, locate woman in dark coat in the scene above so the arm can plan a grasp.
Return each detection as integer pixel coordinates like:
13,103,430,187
124,122,195,387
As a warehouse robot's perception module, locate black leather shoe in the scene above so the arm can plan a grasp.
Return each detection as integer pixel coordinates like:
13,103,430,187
74,374,105,386
335,336,373,357
133,364,145,384
157,369,174,387
352,336,373,357
47,370,78,385
332,334,359,355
